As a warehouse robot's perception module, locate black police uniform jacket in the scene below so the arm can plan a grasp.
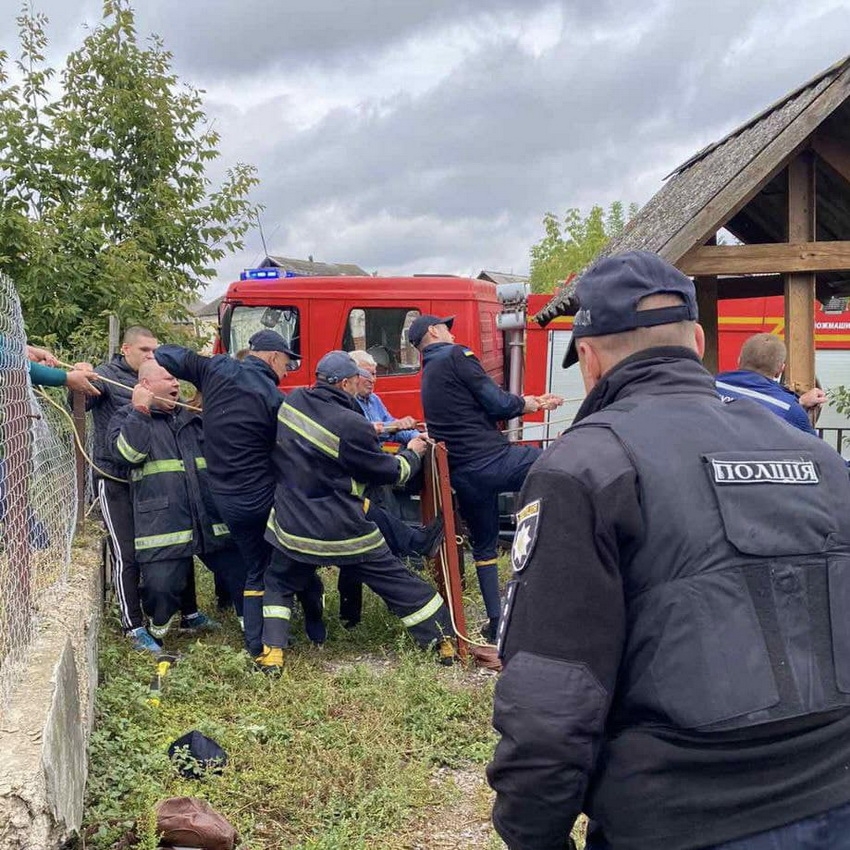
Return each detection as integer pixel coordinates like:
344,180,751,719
421,342,525,466
82,354,138,480
108,404,231,563
266,383,422,566
488,347,850,850
154,346,284,514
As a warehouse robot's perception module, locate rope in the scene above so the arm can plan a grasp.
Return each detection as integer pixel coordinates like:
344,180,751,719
35,388,129,484
55,359,201,413
427,446,491,649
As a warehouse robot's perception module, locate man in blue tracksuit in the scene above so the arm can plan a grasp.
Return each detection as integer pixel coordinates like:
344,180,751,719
154,330,325,659
414,315,562,642
108,360,233,642
259,351,455,671
715,332,827,434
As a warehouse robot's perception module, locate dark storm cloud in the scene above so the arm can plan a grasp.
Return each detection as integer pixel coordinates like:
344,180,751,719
131,0,555,77
3,0,849,291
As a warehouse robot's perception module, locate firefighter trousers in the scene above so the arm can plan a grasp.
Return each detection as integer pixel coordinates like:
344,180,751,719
141,557,198,638
199,547,247,618
451,444,541,620
263,548,452,650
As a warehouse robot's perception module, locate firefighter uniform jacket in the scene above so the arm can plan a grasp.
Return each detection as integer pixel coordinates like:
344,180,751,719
266,384,421,566
154,345,284,514
420,342,525,466
108,404,231,563
82,354,139,480
488,347,850,850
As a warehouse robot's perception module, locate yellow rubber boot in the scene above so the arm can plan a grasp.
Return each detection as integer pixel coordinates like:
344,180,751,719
254,644,285,675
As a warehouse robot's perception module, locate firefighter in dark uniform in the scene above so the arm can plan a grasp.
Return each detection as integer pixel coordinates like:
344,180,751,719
108,360,239,642
413,314,562,642
488,251,850,850
259,351,456,671
154,330,325,658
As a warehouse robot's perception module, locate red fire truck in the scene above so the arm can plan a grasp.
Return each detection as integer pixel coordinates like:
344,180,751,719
217,270,850,453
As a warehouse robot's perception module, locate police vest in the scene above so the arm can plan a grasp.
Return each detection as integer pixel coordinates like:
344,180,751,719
573,393,850,732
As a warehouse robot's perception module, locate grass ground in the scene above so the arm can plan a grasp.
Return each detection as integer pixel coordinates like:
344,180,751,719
83,548,588,849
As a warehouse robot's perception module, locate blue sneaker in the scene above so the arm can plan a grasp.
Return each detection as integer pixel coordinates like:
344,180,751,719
128,627,161,655
178,612,221,633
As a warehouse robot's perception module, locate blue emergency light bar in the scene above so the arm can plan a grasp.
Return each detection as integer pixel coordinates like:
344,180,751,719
240,268,301,280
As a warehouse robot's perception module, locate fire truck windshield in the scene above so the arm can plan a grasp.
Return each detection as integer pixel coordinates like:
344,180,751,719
230,305,300,367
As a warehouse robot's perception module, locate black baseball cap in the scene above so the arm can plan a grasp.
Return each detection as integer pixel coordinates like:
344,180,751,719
408,314,455,348
562,250,697,368
248,330,298,359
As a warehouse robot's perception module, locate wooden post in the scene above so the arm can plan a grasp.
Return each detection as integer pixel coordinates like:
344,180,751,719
695,236,719,373
784,153,816,395
420,442,469,662
108,314,120,359
72,391,87,529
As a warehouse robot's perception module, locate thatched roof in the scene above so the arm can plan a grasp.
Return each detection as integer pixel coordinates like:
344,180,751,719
537,54,850,325
260,255,368,277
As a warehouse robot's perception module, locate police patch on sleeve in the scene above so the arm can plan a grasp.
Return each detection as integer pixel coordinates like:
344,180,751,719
511,499,542,572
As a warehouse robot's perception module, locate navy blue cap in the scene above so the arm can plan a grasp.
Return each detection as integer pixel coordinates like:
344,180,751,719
316,350,359,384
562,251,697,368
248,329,298,359
408,314,455,348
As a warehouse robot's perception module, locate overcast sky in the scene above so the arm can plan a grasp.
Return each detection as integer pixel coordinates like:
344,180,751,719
3,0,850,298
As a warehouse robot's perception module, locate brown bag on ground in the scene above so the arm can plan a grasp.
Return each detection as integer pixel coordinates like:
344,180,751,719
156,796,238,850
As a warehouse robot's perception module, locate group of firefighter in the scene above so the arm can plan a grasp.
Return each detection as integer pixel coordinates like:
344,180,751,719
37,313,562,671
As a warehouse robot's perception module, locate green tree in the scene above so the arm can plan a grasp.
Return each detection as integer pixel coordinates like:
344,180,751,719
529,201,638,293
0,0,259,356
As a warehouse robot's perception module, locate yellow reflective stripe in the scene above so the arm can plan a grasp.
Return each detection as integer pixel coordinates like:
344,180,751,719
363,497,370,514
243,590,264,597
212,523,229,536
475,558,499,567
278,403,340,458
195,457,207,469
117,433,146,463
263,605,291,620
267,510,385,557
134,529,193,550
141,458,184,476
396,455,411,485
350,479,366,498
401,593,444,628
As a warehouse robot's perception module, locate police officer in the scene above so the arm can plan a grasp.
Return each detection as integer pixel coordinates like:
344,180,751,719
413,314,562,642
259,351,456,671
108,360,230,642
154,330,325,659
488,251,850,849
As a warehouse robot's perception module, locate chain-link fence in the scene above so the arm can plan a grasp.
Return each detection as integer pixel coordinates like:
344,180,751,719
0,272,77,711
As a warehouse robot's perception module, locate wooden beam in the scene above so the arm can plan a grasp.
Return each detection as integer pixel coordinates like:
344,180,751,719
812,132,850,187
678,240,850,276
785,153,816,395
661,65,850,264
696,275,719,373
695,235,718,373
716,275,783,299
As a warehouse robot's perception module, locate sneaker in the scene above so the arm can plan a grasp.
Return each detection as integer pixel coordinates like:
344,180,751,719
253,645,285,676
481,617,499,644
435,637,458,666
128,626,161,655
178,612,221,633
417,514,445,559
